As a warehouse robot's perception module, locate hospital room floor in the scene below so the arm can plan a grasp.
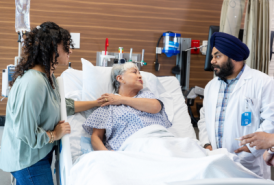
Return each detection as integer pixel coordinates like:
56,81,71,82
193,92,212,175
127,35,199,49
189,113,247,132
0,129,273,185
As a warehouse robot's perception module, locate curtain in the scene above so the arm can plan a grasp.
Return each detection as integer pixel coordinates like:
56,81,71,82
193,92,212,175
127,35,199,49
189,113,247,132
243,0,270,73
268,0,274,75
220,0,246,37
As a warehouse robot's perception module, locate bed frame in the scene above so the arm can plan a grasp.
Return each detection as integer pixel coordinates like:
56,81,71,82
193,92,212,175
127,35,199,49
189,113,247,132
56,77,73,185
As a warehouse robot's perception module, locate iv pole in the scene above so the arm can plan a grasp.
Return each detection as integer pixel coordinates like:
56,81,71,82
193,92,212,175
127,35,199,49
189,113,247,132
15,31,23,66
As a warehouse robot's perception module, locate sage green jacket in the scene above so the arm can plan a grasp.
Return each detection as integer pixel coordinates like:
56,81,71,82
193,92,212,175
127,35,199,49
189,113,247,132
0,69,74,172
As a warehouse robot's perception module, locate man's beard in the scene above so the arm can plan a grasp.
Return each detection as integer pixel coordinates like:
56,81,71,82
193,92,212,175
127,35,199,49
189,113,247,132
211,58,234,81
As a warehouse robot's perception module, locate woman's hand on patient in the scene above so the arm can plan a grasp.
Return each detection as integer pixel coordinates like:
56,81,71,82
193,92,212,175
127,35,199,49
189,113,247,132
98,93,122,107
53,120,71,140
74,101,104,113
96,99,105,106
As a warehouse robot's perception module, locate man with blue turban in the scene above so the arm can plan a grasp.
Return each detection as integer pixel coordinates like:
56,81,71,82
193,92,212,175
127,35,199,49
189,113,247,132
198,32,274,179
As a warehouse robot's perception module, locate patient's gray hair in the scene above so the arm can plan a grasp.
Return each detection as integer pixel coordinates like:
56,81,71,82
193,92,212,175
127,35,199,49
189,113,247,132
111,62,138,93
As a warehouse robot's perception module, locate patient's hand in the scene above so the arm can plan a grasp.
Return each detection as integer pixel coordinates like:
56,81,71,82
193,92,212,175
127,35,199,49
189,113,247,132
205,145,212,151
98,93,123,107
234,145,251,153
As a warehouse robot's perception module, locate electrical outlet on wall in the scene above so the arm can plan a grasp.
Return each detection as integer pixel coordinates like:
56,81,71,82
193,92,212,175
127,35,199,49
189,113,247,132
201,40,208,55
70,33,80,49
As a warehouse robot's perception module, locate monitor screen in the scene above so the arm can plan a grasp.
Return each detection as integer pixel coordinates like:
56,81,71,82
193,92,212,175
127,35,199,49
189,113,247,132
204,26,244,71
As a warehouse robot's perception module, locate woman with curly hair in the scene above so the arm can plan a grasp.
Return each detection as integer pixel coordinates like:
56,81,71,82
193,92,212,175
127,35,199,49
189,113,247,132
0,22,101,185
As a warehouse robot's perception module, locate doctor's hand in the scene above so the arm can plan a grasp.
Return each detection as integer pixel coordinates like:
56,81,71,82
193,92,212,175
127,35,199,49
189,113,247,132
239,132,274,150
263,150,274,166
234,145,251,153
97,93,123,107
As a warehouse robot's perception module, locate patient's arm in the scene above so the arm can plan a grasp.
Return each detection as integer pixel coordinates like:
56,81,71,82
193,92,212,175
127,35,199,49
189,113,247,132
91,128,108,151
121,97,161,114
98,93,161,114
74,101,102,113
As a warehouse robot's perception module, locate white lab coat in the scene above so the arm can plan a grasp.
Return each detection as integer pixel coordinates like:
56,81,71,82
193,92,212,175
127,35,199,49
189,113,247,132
198,65,274,179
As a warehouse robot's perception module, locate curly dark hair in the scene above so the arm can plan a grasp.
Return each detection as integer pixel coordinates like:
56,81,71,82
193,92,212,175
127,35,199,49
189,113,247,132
10,21,74,88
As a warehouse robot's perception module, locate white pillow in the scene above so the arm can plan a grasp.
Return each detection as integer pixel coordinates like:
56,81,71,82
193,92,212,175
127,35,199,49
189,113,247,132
82,58,114,101
158,77,196,139
81,58,174,122
140,71,166,98
61,68,83,98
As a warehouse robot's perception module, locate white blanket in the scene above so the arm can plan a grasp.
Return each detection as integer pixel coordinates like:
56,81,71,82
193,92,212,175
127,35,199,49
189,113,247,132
69,125,262,185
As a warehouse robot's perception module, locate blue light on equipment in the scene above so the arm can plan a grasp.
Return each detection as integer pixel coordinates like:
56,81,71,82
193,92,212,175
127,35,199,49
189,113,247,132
162,32,181,57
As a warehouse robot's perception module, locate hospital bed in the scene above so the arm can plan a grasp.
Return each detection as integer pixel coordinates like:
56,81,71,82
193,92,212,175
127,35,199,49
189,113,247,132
55,59,274,185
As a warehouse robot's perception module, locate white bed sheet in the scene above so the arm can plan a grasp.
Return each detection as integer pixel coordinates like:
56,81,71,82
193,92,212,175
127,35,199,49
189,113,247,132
69,125,263,185
168,178,274,185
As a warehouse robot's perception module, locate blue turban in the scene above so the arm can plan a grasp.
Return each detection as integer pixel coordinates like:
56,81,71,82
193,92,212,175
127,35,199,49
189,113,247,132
210,32,250,61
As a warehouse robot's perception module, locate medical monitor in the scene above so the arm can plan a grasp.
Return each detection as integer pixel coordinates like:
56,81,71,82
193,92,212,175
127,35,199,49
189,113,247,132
204,26,244,71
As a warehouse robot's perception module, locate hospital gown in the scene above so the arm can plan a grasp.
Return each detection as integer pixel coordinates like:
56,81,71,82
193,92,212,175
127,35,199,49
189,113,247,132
82,90,172,150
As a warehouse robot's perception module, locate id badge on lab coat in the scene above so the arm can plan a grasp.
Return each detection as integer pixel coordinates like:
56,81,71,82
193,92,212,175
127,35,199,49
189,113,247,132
241,98,252,126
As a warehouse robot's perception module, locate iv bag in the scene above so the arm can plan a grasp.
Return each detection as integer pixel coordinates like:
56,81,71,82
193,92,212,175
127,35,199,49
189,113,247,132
15,0,30,32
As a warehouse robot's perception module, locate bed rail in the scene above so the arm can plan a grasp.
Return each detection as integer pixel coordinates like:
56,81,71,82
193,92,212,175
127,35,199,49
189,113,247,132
56,77,73,185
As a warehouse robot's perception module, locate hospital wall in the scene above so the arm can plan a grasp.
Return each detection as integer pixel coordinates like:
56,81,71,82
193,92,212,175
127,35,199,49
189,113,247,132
0,0,223,116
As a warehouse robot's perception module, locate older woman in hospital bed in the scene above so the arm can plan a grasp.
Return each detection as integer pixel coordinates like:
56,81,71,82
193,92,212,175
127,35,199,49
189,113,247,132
83,62,171,151
65,61,273,185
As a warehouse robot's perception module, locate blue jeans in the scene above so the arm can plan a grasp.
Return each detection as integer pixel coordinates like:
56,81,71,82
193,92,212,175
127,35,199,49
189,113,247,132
11,148,54,185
